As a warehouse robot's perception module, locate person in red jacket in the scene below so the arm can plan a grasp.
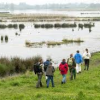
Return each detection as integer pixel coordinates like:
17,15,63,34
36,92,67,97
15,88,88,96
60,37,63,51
59,59,68,84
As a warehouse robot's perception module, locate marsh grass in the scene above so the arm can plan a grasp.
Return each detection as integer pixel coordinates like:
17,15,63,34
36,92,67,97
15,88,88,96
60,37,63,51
1,36,3,41
0,56,42,77
0,52,100,100
25,38,84,47
5,35,8,42
62,38,84,43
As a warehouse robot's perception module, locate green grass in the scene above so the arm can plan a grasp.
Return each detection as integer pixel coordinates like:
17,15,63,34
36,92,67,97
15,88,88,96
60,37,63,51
0,52,100,100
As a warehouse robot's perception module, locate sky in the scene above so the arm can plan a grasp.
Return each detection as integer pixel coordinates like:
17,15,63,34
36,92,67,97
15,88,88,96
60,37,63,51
0,0,100,5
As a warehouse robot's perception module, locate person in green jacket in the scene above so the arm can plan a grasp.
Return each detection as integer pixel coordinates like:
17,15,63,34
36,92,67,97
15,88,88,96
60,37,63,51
67,54,76,80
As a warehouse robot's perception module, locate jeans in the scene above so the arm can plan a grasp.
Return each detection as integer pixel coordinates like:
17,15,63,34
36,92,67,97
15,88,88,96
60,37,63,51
62,74,66,83
47,76,54,87
36,73,43,88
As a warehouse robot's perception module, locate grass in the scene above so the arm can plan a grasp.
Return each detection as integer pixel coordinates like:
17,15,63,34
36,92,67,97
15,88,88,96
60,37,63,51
62,38,84,43
25,38,84,47
0,52,100,100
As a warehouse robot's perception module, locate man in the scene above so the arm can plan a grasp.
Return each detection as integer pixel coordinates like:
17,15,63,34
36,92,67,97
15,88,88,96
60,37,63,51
35,59,44,88
67,54,76,80
44,59,51,82
74,50,83,74
83,48,91,70
46,63,55,88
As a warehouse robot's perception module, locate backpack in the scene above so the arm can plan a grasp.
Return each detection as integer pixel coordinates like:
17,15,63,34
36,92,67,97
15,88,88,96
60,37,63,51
68,58,73,66
44,65,48,72
33,63,42,74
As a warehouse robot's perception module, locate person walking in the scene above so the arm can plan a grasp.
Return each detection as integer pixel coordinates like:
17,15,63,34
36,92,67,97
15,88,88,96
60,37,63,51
35,59,44,88
67,54,76,80
46,63,55,88
59,59,68,84
44,59,51,82
83,48,91,70
74,50,83,74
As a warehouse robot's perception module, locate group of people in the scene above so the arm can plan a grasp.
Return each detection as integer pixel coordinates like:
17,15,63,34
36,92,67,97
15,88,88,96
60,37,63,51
34,48,91,88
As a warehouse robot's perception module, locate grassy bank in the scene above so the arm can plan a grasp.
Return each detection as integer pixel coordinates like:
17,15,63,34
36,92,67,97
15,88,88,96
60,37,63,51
0,52,100,100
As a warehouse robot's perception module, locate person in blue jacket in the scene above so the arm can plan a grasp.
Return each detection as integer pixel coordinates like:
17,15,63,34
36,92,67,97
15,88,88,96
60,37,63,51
74,50,83,74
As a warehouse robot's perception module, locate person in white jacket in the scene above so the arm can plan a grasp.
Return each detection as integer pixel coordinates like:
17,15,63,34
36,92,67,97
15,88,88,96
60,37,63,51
83,48,91,70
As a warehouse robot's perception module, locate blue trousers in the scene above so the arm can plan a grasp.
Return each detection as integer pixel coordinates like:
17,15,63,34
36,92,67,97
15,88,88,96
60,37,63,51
47,76,54,87
62,74,66,83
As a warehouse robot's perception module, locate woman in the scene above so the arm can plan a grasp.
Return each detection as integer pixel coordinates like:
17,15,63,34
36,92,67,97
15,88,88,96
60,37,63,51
59,59,68,84
83,48,91,70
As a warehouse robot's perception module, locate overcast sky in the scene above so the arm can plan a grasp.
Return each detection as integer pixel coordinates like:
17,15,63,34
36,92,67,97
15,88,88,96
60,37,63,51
1,0,100,5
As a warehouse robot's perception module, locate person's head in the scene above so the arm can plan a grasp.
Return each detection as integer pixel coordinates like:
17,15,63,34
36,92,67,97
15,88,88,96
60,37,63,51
50,62,52,66
86,48,88,53
39,59,43,63
46,57,51,61
77,50,79,53
70,54,73,58
62,59,66,62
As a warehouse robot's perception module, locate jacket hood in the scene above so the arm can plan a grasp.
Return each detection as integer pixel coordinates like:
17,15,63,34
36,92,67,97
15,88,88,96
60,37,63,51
61,62,66,65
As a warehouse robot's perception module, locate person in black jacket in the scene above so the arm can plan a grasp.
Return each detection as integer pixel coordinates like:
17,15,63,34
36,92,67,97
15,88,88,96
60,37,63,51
36,59,44,88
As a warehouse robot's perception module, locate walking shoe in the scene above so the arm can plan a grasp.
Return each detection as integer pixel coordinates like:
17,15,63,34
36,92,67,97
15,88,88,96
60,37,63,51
47,86,49,88
61,82,63,84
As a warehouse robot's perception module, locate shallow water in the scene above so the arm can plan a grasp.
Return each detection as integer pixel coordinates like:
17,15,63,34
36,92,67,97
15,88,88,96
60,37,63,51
1,9,100,17
0,21,100,65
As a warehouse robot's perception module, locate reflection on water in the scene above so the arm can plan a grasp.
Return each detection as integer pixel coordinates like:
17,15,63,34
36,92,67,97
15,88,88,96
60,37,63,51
0,35,8,43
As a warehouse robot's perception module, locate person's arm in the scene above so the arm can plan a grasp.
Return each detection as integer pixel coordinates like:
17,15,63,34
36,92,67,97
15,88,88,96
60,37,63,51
40,64,44,73
89,53,91,58
65,63,68,72
74,55,76,60
52,67,55,73
59,64,61,70
67,58,69,64
80,54,83,63
83,52,85,59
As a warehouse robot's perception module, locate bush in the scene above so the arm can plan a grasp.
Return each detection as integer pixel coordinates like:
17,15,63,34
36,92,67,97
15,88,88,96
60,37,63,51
54,23,62,28
0,64,9,76
19,24,25,31
34,24,41,28
0,56,42,77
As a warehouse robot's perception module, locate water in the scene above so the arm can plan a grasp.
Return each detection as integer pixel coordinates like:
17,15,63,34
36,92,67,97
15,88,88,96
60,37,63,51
0,9,100,17
0,21,100,65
